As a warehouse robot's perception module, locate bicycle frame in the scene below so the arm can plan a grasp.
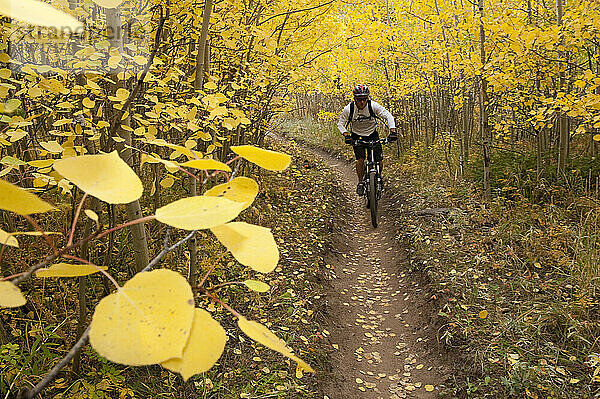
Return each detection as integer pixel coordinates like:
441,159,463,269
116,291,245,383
353,138,388,227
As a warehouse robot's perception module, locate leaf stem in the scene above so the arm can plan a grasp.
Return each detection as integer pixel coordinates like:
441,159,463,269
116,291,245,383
197,251,228,287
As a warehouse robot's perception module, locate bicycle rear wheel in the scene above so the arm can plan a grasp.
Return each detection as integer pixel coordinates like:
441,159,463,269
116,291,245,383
368,171,378,227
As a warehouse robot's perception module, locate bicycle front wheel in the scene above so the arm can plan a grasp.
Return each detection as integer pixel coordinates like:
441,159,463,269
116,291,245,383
368,171,378,227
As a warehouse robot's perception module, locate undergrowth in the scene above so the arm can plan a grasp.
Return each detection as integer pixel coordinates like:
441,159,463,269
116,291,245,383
1,135,339,398
285,115,600,398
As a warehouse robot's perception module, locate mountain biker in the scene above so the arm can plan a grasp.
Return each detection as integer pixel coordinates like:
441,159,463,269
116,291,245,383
337,84,397,196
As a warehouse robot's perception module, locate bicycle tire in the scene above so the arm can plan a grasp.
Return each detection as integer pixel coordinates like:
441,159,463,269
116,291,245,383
368,171,378,227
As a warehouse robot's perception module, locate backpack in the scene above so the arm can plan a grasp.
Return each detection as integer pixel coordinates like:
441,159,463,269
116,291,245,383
345,99,378,130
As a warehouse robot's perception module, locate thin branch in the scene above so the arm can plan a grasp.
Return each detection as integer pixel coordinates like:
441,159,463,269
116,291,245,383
68,193,88,247
23,215,57,254
95,215,156,241
198,288,242,318
257,1,335,26
141,229,196,272
107,6,167,139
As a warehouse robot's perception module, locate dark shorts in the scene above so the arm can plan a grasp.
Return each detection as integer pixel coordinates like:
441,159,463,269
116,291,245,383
351,131,383,162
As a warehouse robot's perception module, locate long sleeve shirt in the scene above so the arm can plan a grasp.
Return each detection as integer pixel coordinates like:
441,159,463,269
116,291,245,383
337,100,396,137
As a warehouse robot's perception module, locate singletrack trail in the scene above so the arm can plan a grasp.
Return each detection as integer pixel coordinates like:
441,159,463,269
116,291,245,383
317,150,449,399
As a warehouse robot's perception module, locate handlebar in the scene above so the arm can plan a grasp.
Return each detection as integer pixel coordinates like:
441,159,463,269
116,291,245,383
350,137,389,147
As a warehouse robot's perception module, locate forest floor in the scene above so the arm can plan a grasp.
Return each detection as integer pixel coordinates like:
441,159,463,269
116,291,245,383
312,147,451,398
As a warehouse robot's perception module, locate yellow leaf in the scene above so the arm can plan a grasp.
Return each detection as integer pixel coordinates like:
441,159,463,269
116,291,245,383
0,228,18,247
133,55,146,65
243,279,270,292
0,69,10,79
0,179,54,215
52,118,72,127
84,209,98,221
478,310,488,319
594,134,600,142
181,159,231,172
569,378,580,384
83,98,95,108
425,385,435,392
160,176,174,188
211,222,279,273
204,81,217,90
2,99,20,113
231,145,291,171
8,130,27,142
107,55,121,69
155,196,245,230
237,316,314,372
35,262,107,277
161,309,226,381
0,0,82,30
203,177,258,210
0,281,26,308
53,151,143,204
27,159,54,168
115,88,129,101
39,141,63,153
89,269,194,365
11,231,61,236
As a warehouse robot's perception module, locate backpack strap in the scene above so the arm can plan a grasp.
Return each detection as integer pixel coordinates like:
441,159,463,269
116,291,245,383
367,99,383,121
345,102,354,129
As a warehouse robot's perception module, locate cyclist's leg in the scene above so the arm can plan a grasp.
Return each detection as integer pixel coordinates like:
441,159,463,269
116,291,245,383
356,159,365,181
351,133,367,195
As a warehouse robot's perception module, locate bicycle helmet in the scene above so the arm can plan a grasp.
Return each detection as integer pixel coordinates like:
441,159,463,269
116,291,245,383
353,84,370,98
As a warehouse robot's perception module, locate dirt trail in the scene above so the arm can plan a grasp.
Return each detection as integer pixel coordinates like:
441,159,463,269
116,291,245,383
317,151,450,399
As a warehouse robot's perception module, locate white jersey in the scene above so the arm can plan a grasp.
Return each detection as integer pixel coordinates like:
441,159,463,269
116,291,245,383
337,100,396,137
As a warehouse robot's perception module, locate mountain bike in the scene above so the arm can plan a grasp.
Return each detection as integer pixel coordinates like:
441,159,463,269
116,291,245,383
351,137,389,228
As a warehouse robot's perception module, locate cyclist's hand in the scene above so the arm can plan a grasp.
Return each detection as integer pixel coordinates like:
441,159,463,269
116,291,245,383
388,132,398,142
344,134,352,144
